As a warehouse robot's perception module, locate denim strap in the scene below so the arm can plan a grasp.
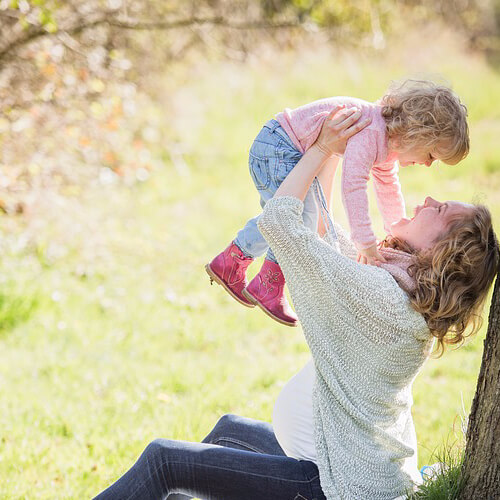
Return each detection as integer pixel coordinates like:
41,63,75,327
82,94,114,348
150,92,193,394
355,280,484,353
312,177,340,253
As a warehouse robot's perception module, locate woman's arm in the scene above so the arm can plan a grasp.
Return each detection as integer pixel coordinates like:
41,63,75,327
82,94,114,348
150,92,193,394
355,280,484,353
257,196,412,343
258,107,421,346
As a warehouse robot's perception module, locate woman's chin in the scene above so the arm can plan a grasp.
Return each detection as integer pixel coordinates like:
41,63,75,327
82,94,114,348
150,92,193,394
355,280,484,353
392,217,411,228
391,218,411,238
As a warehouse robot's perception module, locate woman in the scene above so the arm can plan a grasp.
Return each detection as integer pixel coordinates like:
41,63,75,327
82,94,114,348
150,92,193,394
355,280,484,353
95,108,499,500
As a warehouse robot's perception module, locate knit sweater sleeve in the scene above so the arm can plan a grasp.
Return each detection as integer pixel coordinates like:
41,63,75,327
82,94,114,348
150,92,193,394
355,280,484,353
332,223,357,260
258,196,408,343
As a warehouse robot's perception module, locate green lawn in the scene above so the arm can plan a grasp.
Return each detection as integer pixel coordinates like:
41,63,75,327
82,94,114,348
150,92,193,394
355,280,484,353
1,41,499,498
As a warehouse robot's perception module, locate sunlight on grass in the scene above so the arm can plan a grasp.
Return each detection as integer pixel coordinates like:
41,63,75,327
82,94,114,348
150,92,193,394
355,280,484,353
0,288,39,337
1,36,499,498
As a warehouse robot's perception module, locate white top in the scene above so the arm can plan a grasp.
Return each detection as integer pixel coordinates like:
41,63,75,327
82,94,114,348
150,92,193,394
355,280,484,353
258,196,431,499
273,358,317,463
273,358,412,500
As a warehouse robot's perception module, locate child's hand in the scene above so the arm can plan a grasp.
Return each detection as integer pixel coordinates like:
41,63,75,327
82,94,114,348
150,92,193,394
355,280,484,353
357,244,387,266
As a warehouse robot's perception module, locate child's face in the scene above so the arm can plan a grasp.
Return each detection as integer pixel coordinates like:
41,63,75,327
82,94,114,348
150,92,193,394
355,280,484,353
397,145,437,167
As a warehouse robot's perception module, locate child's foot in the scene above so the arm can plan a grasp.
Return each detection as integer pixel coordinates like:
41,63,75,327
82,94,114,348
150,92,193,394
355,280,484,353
206,241,255,308
242,259,298,327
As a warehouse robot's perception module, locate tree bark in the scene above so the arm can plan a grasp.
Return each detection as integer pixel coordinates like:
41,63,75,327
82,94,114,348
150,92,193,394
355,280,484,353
459,275,500,499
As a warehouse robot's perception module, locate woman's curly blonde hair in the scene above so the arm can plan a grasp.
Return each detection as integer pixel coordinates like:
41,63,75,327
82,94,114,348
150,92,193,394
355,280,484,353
381,80,470,165
382,205,499,357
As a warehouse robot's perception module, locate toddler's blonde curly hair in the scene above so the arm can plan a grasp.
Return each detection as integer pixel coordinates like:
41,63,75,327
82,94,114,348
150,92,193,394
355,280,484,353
381,80,469,165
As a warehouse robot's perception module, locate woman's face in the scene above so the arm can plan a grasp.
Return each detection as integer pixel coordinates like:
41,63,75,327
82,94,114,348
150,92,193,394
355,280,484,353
391,196,474,250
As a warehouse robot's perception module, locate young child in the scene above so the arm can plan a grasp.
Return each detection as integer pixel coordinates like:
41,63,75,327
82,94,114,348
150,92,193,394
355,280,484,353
206,80,470,327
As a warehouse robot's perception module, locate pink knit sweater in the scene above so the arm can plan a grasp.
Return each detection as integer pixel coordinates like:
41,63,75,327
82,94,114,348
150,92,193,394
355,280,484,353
275,97,406,249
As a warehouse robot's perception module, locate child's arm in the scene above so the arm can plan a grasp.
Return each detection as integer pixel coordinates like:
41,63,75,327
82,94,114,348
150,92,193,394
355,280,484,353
371,162,406,235
341,130,386,265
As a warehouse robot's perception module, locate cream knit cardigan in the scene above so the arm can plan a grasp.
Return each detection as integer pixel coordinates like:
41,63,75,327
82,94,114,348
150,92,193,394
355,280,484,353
258,196,434,500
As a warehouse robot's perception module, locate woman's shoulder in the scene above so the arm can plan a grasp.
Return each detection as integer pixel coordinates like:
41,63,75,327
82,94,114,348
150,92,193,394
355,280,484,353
370,268,430,339
359,292,430,350
323,223,357,260
350,264,428,326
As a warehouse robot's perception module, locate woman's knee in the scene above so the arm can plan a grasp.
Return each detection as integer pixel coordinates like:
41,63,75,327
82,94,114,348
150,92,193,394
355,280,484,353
202,414,238,444
142,438,173,464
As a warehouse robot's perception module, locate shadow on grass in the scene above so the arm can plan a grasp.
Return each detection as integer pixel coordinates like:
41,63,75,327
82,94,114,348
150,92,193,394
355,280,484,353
0,289,39,337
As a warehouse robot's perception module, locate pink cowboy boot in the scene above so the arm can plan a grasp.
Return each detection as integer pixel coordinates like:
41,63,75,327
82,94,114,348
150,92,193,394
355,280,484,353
242,259,298,327
205,241,255,308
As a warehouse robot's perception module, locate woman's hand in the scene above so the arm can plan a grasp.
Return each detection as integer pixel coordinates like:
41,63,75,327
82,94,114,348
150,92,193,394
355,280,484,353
315,106,371,157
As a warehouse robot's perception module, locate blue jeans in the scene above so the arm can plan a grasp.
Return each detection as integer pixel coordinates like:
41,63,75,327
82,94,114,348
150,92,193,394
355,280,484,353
94,414,326,500
234,120,318,263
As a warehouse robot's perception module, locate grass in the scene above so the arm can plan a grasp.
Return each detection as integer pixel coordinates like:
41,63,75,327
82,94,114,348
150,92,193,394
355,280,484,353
0,287,38,337
1,34,499,498
408,443,466,499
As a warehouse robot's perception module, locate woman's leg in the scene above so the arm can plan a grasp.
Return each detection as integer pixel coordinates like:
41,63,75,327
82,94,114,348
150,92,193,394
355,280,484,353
201,414,286,455
168,414,287,500
94,415,325,500
94,438,323,500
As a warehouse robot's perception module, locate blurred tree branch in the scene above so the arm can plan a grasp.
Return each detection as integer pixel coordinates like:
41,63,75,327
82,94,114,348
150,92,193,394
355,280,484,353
0,0,313,116
0,0,498,213
0,12,303,67
400,0,500,57
1,0,496,116
106,16,302,31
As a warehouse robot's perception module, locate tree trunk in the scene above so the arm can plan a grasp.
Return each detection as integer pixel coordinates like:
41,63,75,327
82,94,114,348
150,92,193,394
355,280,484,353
459,275,500,499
